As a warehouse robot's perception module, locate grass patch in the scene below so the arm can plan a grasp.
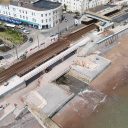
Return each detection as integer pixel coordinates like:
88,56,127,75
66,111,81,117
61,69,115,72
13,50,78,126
0,39,3,45
0,27,24,45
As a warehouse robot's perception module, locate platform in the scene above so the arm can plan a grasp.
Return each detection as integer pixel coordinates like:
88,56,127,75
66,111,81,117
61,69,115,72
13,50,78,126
67,55,111,83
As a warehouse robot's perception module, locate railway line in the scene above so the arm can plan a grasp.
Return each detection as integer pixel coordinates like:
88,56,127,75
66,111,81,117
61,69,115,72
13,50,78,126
0,23,97,84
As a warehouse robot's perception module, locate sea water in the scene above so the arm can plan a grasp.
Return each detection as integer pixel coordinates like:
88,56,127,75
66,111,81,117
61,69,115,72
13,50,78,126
84,84,128,128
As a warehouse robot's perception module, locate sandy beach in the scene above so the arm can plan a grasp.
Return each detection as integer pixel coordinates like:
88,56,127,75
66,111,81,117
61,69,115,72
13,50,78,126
91,35,128,94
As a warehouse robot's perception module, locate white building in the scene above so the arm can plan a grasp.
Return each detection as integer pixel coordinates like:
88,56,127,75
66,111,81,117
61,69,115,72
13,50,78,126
51,0,110,13
114,0,128,6
0,0,63,29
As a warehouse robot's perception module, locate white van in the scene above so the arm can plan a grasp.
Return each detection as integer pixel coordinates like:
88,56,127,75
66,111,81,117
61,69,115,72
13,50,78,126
5,23,16,28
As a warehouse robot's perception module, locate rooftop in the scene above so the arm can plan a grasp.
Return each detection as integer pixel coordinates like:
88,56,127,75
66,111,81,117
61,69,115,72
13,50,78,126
10,0,61,11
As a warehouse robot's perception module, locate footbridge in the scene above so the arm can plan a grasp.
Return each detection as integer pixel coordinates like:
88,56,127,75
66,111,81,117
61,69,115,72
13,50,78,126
85,11,112,23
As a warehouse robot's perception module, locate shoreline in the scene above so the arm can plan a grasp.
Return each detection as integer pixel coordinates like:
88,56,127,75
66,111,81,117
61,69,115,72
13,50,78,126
52,35,128,128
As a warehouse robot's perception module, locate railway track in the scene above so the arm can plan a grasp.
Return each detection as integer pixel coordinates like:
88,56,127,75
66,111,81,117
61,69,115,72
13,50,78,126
0,24,97,84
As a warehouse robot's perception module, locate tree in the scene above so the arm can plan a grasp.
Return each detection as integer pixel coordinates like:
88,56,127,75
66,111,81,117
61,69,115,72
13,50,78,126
64,4,67,11
0,27,5,32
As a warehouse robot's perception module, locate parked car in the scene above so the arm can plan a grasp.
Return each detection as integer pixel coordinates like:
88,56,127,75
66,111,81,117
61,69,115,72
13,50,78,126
50,34,54,37
45,67,52,73
3,82,9,86
0,56,4,60
23,30,30,34
19,54,26,60
64,18,68,22
29,37,33,43
20,26,25,30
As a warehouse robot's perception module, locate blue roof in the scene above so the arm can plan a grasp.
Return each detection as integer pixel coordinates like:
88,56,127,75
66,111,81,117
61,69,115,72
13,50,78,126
0,15,22,25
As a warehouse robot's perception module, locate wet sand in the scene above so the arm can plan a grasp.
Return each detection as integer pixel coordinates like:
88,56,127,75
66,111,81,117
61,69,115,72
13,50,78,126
52,35,128,128
52,88,104,128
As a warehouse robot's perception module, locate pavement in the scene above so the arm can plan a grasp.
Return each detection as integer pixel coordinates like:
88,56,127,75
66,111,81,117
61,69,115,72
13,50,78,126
0,113,43,128
25,83,74,118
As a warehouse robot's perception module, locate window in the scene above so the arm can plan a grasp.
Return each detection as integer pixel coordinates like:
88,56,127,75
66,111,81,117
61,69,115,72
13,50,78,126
32,12,35,16
14,14,17,17
13,8,16,11
41,14,43,17
32,18,36,22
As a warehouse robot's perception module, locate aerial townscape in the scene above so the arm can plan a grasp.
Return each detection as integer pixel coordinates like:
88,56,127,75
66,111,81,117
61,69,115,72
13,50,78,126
0,0,128,128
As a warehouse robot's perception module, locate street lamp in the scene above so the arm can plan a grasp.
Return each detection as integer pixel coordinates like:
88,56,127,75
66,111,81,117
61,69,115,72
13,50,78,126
58,23,60,39
37,35,40,49
65,20,68,31
13,44,18,60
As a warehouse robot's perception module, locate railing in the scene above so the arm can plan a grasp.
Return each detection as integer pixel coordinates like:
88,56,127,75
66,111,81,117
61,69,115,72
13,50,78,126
97,25,128,45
